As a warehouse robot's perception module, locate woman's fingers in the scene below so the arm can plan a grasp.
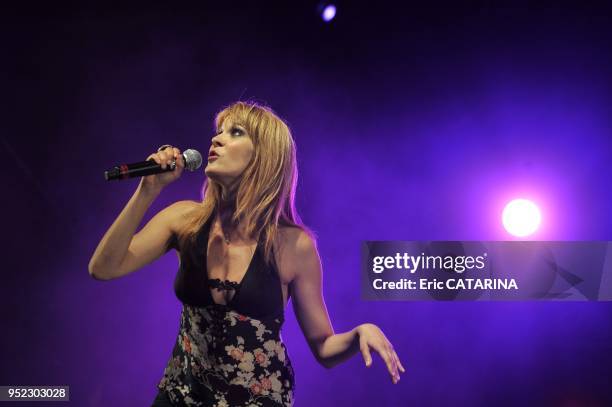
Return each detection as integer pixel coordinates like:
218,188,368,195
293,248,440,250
154,146,183,171
386,343,401,378
162,149,172,166
386,347,400,383
172,147,181,164
391,350,400,382
156,151,168,169
172,148,184,169
360,341,372,367
148,153,160,165
379,332,402,380
394,351,405,373
359,327,404,384
369,341,397,383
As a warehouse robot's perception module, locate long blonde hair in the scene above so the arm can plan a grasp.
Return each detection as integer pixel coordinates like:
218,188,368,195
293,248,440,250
176,101,314,267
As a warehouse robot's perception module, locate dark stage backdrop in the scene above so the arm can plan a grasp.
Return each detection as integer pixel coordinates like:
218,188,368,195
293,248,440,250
2,1,612,406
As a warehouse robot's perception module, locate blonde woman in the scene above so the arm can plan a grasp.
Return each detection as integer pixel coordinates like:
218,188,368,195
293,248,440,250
88,101,405,406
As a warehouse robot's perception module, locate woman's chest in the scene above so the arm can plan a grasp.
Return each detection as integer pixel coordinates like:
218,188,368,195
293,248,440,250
205,229,290,309
206,233,257,280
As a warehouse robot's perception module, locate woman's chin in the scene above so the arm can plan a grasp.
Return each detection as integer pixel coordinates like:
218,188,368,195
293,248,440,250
204,167,216,178
204,168,225,182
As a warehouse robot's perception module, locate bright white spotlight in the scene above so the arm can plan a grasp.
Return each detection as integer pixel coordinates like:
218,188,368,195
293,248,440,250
321,4,336,22
502,199,541,237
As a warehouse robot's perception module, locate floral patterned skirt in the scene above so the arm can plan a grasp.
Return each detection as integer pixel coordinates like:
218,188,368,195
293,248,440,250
156,304,295,406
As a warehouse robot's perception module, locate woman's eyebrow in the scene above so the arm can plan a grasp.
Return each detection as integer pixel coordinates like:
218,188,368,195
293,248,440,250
216,121,245,133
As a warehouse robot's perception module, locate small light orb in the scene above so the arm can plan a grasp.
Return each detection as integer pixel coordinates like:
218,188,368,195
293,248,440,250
322,4,337,22
502,199,541,237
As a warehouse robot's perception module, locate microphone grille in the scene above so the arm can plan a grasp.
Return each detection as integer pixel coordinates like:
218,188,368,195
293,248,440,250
183,149,203,171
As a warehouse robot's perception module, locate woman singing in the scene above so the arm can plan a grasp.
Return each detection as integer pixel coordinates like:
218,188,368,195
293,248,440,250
88,101,405,406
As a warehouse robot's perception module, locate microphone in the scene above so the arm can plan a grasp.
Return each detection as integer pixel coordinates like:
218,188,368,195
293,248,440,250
104,149,203,181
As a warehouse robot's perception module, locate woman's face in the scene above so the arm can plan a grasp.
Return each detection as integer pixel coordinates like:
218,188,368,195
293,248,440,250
205,117,255,189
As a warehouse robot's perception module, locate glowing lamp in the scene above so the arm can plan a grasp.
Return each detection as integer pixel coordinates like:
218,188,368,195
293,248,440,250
502,199,541,237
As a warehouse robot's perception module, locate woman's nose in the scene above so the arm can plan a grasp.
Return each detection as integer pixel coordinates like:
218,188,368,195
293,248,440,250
211,134,223,147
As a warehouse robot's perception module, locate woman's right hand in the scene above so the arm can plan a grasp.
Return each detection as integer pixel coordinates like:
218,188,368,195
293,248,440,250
140,146,185,193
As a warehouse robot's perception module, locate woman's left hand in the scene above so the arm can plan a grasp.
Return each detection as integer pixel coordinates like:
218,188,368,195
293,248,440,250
356,323,405,384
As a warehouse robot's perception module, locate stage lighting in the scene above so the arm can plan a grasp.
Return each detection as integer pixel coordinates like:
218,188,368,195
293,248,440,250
319,3,337,22
502,199,541,238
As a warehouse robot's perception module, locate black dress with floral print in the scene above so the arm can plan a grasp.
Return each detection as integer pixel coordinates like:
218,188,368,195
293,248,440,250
156,215,295,406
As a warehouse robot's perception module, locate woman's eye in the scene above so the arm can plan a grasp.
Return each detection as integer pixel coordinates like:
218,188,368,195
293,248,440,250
231,127,244,136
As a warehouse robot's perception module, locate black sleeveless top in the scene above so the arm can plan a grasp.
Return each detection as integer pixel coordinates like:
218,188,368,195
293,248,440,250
173,213,285,320
157,212,295,406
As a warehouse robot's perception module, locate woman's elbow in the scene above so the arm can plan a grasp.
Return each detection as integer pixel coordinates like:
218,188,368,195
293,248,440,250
88,266,107,281
316,355,338,369
319,359,333,369
88,259,114,281
312,347,336,369
309,337,336,369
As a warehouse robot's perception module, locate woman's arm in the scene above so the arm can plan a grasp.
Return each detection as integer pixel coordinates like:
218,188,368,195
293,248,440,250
282,229,405,383
88,182,159,280
88,146,189,280
88,185,197,280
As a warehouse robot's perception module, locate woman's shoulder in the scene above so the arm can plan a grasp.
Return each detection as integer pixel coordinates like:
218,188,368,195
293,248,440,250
165,200,201,232
276,224,314,239
163,200,202,253
274,224,318,256
273,225,319,282
168,199,200,212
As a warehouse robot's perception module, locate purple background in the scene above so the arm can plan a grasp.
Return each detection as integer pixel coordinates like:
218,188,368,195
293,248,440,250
3,1,612,406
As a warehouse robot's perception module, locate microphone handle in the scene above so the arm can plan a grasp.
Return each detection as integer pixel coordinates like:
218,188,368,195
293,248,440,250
104,158,177,181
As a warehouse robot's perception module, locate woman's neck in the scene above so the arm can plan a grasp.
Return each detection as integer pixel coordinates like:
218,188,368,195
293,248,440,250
216,196,252,244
